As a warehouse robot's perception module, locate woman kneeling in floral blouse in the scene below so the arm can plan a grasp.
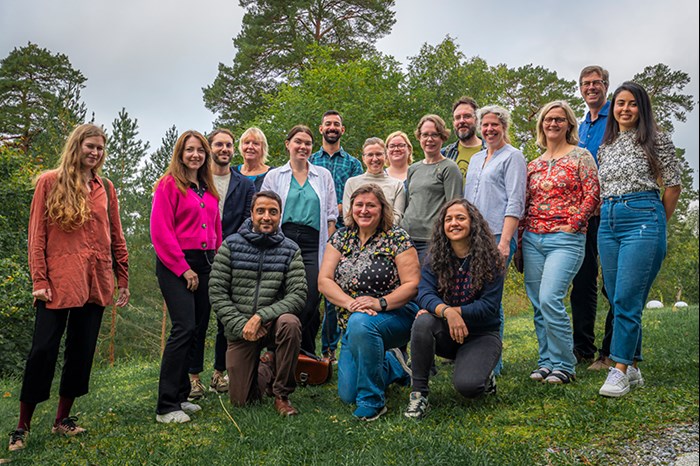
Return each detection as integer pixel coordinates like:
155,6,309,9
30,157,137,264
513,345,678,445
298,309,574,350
319,183,420,421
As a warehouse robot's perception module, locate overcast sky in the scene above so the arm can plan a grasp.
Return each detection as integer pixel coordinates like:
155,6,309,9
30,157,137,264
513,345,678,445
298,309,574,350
1,0,698,187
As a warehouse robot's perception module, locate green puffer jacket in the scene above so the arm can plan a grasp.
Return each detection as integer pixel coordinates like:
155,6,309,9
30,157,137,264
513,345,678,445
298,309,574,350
209,218,307,341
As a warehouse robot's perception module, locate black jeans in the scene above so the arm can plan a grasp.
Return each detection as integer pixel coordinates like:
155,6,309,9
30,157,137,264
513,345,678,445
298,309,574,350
570,215,614,359
282,223,320,355
156,250,213,414
20,301,105,404
410,314,501,398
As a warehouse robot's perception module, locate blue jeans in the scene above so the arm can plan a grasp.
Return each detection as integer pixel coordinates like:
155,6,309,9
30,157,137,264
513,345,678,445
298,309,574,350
337,303,417,409
493,234,517,376
598,191,666,365
523,231,585,374
321,299,341,354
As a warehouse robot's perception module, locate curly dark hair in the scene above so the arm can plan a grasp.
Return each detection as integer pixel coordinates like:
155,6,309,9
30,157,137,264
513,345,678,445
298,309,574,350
427,199,504,300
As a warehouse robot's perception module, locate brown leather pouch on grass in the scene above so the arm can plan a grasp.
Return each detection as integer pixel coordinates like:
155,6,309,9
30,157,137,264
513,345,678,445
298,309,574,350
295,349,332,386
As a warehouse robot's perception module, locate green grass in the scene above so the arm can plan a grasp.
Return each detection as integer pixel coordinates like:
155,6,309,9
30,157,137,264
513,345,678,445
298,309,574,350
1,306,697,465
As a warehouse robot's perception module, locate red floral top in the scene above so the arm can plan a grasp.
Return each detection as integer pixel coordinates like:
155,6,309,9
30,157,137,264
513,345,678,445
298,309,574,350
523,146,600,234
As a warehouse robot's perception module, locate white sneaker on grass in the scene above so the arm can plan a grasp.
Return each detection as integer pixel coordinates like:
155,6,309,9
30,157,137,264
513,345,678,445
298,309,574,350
404,391,429,419
156,410,191,424
599,367,630,397
627,366,645,388
180,402,202,414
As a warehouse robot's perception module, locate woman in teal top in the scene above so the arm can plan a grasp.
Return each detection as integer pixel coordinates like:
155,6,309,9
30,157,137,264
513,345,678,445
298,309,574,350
260,125,337,355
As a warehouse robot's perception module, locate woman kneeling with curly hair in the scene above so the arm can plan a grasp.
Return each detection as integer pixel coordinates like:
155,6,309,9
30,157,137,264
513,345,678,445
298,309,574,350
404,199,505,419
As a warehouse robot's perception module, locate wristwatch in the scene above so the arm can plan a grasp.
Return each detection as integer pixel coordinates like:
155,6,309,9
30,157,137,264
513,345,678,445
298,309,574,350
379,297,388,312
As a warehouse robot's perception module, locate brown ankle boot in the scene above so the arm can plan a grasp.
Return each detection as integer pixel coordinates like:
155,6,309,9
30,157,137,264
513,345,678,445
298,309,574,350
274,396,298,416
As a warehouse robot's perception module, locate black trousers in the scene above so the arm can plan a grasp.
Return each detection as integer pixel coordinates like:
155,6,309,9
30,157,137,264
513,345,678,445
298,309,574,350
282,223,320,355
570,215,614,359
156,250,213,414
410,314,501,399
20,301,105,404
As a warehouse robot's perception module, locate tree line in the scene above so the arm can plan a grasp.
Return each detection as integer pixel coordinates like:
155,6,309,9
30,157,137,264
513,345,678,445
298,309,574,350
0,1,697,375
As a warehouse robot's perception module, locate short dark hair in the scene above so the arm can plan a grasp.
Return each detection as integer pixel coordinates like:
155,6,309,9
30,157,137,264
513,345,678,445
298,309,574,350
208,128,235,144
322,110,343,124
452,96,479,114
252,191,282,211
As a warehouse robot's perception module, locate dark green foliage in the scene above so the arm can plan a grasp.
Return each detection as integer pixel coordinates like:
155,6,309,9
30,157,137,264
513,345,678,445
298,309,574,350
203,0,396,128
0,42,87,162
632,63,695,134
0,146,37,374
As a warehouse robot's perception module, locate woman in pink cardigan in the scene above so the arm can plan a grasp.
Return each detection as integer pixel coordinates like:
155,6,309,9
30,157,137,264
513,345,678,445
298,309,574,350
151,130,222,424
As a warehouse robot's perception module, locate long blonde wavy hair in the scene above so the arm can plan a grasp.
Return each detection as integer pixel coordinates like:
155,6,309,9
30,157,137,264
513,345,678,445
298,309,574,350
44,123,107,231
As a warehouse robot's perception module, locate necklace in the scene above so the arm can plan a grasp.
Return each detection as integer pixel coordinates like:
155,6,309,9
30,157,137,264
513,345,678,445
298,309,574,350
457,255,470,272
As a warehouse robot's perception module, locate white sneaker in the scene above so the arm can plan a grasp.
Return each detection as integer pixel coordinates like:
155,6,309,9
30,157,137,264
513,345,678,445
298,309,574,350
599,367,630,397
627,366,645,388
180,402,202,414
156,410,191,424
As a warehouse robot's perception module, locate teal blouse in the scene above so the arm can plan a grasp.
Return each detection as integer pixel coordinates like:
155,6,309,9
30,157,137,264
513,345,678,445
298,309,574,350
282,176,321,230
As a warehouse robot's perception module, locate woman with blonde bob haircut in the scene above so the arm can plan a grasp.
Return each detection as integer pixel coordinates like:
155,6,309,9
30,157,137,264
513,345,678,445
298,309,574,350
235,127,273,191
9,123,130,452
384,131,413,182
151,130,222,424
535,100,580,149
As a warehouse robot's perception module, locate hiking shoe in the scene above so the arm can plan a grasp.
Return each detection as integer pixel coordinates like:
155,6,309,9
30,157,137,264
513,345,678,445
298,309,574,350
209,372,229,393
353,405,387,421
156,410,191,424
180,402,202,414
599,367,630,397
51,416,86,436
484,372,497,395
8,429,27,451
627,366,645,388
404,392,429,419
389,348,412,378
587,356,613,371
545,370,575,384
188,378,206,401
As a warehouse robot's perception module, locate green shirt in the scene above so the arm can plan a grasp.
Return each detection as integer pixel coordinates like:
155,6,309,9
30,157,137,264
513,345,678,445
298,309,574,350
283,177,321,230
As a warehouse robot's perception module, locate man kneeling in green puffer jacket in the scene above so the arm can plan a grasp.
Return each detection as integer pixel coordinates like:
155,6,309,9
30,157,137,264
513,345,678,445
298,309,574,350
210,191,307,416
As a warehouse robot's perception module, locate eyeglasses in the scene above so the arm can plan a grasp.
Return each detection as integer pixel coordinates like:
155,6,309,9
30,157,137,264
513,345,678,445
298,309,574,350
543,117,567,125
363,152,384,159
420,132,440,140
388,143,407,150
580,79,606,88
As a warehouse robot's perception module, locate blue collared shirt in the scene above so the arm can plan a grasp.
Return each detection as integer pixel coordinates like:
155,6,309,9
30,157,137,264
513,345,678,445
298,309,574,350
578,101,610,164
310,147,363,227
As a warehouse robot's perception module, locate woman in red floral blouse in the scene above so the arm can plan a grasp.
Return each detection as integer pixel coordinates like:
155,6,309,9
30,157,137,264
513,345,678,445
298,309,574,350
521,101,600,385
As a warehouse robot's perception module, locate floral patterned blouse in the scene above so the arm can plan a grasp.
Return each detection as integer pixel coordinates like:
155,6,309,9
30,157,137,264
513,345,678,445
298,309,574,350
597,129,681,198
524,146,600,234
329,226,414,327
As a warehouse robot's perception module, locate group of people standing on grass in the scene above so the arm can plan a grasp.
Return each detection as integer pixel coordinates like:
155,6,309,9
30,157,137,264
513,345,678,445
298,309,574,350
9,64,682,451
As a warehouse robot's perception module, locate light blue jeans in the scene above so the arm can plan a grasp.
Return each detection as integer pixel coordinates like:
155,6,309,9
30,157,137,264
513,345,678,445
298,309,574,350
598,191,666,365
523,231,586,375
337,303,417,410
493,234,517,376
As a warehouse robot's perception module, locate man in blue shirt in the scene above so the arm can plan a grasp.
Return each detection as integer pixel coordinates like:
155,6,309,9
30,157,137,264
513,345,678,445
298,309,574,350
573,65,614,371
310,110,363,362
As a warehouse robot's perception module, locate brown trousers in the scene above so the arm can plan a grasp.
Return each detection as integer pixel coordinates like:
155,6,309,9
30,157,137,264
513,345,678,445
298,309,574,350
226,313,301,405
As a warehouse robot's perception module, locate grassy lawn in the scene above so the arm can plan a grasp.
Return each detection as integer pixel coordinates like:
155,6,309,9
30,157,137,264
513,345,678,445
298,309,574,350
1,306,697,465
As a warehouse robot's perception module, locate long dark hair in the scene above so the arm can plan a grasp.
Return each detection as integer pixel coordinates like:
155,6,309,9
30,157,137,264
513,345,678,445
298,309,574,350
427,199,504,299
602,81,662,179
